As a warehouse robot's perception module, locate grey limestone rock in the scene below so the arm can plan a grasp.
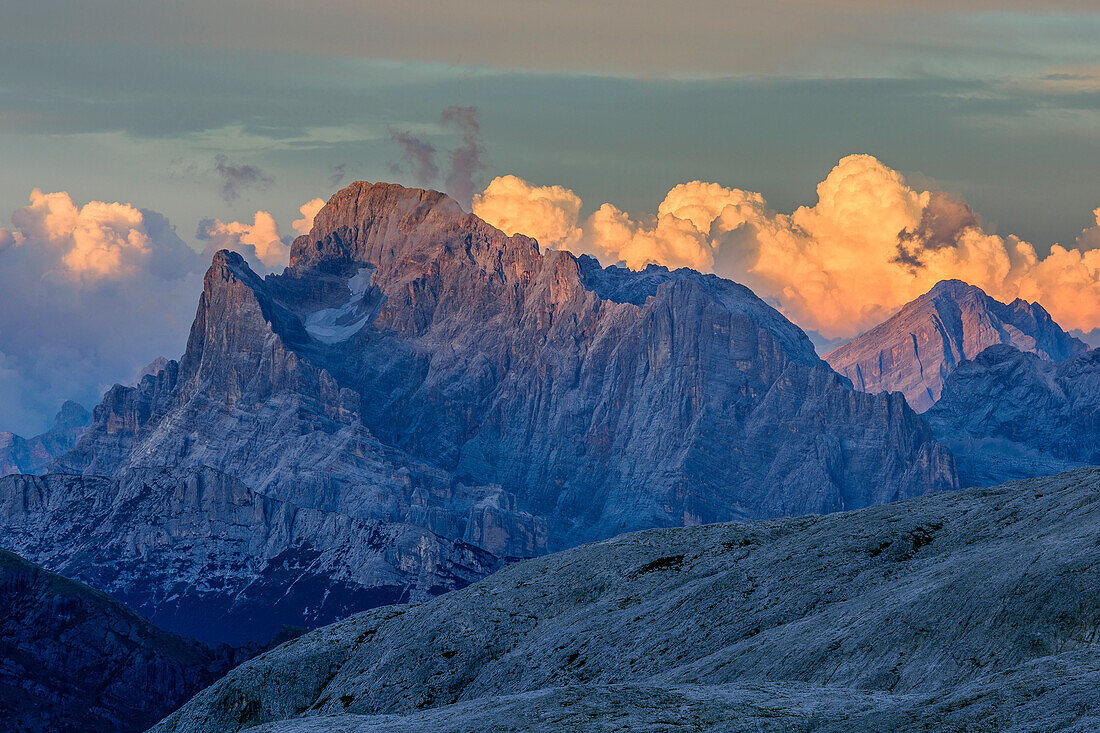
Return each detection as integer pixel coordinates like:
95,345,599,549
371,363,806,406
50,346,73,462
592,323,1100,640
0,400,89,477
825,279,1086,412
925,343,1100,485
0,467,499,645
153,468,1100,733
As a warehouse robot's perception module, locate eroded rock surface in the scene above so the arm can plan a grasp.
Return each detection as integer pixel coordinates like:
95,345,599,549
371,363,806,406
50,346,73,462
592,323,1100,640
60,182,956,545
825,279,1085,412
154,468,1100,733
925,343,1100,485
0,467,499,645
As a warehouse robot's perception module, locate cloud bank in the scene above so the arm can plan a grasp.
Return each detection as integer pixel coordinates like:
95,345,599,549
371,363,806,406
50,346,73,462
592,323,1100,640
474,156,1100,338
0,191,205,435
0,189,329,434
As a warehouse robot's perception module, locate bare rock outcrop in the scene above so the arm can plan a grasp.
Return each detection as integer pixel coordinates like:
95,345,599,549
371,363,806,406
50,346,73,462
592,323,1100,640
925,343,1100,485
0,401,89,477
825,279,1086,412
154,468,1100,733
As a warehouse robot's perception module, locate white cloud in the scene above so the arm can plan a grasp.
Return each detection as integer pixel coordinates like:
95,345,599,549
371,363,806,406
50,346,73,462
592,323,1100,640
0,189,204,435
292,198,326,236
197,211,289,270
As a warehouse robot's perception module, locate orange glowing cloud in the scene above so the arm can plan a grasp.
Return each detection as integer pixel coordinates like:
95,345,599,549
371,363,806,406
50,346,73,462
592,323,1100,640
474,157,1100,337
8,189,152,280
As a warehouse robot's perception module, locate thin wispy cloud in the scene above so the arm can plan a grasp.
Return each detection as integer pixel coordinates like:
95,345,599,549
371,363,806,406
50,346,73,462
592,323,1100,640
441,105,485,207
213,154,274,203
388,130,439,186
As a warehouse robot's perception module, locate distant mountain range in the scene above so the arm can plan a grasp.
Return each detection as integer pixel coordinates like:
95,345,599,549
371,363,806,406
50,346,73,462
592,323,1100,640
4,180,1100,731
825,279,1086,412
926,344,1100,486
3,182,954,644
0,401,88,477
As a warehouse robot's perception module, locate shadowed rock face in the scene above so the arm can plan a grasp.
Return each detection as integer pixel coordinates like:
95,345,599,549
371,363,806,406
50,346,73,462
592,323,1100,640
925,344,1100,486
825,280,1086,412
0,548,232,733
44,181,953,641
0,467,500,645
153,469,1100,733
0,401,89,477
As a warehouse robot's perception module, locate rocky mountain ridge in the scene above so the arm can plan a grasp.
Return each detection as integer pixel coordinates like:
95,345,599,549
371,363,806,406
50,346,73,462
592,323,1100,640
35,181,955,643
0,467,504,645
825,279,1086,412
925,343,1100,486
0,400,89,477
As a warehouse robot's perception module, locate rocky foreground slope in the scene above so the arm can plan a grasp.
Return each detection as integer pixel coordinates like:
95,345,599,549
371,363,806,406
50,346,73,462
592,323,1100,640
156,468,1100,733
825,279,1085,412
0,548,233,732
926,344,1100,486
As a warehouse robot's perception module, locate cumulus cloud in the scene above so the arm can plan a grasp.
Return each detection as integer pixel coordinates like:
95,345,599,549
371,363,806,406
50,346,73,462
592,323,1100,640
4,189,180,281
474,156,1100,338
197,211,289,270
292,198,326,236
0,190,204,435
213,154,274,203
389,130,439,186
440,105,484,207
472,175,583,251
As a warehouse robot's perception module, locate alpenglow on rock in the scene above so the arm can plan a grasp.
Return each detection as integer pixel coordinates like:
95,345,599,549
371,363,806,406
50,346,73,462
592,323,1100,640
49,182,955,640
825,279,1086,412
925,344,1100,486
154,469,1100,733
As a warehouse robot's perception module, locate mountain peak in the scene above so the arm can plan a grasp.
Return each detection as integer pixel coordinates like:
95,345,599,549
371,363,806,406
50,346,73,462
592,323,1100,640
289,181,482,271
825,280,1087,412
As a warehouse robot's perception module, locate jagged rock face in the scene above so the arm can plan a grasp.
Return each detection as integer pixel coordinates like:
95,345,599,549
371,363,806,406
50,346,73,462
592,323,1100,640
0,467,500,645
0,400,89,477
62,181,955,544
50,182,954,643
825,279,1086,412
0,548,232,732
924,344,1100,486
154,469,1100,733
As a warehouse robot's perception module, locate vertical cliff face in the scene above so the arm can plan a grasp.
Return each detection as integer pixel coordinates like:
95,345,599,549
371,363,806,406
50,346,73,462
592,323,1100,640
64,181,955,540
0,548,232,732
924,344,1100,486
825,280,1087,412
0,468,502,645
41,181,955,641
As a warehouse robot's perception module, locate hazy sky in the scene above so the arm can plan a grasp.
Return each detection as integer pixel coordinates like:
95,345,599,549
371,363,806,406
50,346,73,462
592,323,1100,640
1,1,1100,432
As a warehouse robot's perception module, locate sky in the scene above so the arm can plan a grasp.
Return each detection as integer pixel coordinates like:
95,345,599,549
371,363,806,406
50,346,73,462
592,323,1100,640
2,1,1100,433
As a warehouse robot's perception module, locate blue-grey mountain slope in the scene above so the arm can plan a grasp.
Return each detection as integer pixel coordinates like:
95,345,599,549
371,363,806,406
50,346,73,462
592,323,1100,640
825,279,1086,412
154,468,1100,733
